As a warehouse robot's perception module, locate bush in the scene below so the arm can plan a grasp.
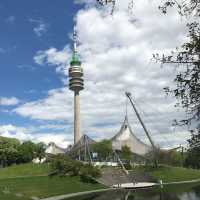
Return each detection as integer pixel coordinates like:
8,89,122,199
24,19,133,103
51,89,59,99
80,164,101,182
50,155,101,182
50,155,83,176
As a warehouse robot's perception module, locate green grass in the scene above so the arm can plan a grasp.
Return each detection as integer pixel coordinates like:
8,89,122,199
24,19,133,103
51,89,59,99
0,163,50,179
150,166,200,183
3,163,200,200
0,176,105,199
134,165,200,183
0,163,105,200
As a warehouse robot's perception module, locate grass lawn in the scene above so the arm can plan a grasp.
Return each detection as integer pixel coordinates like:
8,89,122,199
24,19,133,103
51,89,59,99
0,176,105,199
135,165,200,183
0,164,105,200
0,163,50,179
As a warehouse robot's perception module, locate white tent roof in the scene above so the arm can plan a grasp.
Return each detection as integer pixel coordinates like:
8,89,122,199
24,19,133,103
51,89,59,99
45,142,66,155
112,116,152,155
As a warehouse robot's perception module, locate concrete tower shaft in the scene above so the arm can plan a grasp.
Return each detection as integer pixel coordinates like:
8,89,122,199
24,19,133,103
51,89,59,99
69,28,84,144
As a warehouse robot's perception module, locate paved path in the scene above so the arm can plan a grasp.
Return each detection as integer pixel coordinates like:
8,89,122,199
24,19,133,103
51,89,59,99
113,182,157,189
163,178,200,185
40,188,115,200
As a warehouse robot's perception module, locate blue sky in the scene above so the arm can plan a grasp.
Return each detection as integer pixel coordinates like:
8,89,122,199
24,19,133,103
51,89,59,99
0,1,80,125
0,0,191,148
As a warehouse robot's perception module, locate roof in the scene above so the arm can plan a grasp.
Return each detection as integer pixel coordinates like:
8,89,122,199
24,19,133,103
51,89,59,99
70,134,96,152
111,116,152,155
45,142,66,155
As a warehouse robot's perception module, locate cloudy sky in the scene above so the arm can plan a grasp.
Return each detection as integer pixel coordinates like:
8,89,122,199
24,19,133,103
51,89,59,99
0,0,191,148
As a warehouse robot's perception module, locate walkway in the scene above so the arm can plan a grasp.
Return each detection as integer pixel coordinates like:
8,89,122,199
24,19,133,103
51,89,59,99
40,188,114,200
113,182,157,189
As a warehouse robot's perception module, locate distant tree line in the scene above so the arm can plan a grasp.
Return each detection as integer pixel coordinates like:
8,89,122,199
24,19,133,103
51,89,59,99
0,136,46,167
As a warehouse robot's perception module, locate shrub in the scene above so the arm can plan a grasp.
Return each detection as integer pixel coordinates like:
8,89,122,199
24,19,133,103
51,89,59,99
80,164,101,182
50,155,83,176
50,155,101,182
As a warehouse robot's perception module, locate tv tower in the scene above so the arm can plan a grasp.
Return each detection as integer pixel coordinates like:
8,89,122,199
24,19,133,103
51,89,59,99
69,28,84,144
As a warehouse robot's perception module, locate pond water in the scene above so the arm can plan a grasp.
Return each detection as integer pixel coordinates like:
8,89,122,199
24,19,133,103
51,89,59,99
67,183,200,200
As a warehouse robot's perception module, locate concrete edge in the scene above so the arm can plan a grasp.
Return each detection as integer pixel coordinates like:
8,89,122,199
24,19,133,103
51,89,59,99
40,188,115,200
163,178,200,185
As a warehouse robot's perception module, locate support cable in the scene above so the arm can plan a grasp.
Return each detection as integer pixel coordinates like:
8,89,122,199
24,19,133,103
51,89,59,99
126,92,158,167
130,93,177,149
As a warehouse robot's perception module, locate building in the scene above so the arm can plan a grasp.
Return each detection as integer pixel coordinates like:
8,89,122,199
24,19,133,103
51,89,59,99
45,142,66,155
68,134,95,161
112,116,152,156
68,29,84,144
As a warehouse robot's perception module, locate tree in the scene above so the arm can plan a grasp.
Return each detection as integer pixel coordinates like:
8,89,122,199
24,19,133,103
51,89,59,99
185,129,200,169
35,142,46,163
159,19,200,167
153,1,200,129
158,0,200,16
121,145,132,161
96,0,133,15
92,139,112,161
156,148,183,166
17,141,37,163
153,1,200,157
0,136,20,167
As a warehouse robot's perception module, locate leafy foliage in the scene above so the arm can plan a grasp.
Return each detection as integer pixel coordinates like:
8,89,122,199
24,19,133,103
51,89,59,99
35,142,46,162
153,1,200,129
79,164,101,182
92,139,112,161
0,136,20,167
50,154,101,182
159,0,200,16
121,145,132,161
185,129,200,168
50,154,82,176
0,136,46,167
157,149,183,166
155,0,200,169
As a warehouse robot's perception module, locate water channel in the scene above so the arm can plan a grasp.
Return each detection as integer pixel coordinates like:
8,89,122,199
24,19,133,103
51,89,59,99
67,183,200,200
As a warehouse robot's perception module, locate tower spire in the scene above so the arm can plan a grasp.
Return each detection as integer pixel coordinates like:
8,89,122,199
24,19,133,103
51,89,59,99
73,27,78,53
71,27,81,65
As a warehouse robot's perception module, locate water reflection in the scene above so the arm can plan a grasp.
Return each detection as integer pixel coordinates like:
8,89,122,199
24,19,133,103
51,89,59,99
68,184,200,200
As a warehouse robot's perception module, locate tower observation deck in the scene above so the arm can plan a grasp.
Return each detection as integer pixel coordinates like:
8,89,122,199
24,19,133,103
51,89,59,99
69,28,84,144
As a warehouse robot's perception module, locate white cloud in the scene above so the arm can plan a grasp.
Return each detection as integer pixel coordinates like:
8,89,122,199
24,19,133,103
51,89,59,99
0,97,20,106
15,0,190,148
15,88,73,121
29,18,48,37
0,125,32,141
34,46,70,74
0,124,72,148
34,133,72,148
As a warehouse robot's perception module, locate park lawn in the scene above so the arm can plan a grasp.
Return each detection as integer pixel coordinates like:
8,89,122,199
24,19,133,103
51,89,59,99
0,192,28,200
0,163,50,179
0,176,106,200
146,165,200,183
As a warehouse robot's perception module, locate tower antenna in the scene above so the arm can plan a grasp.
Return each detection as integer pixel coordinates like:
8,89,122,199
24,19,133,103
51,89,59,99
73,27,78,53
